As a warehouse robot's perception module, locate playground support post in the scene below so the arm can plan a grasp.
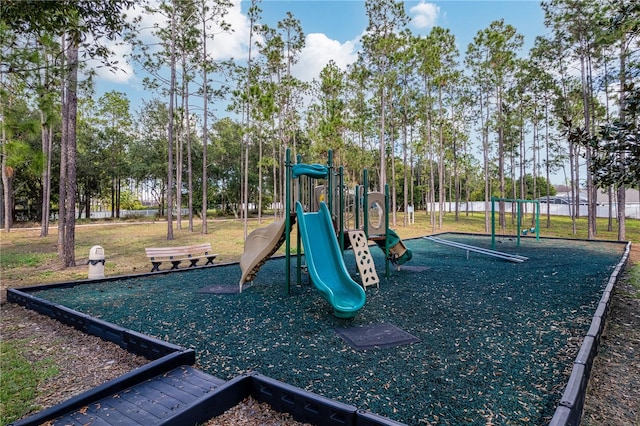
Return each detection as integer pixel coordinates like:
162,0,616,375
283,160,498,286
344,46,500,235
384,184,390,278
363,170,369,238
285,149,292,295
354,185,360,231
338,166,344,252
327,150,333,216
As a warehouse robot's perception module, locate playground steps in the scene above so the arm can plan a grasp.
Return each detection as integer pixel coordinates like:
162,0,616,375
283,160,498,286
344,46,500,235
348,230,380,289
49,365,225,425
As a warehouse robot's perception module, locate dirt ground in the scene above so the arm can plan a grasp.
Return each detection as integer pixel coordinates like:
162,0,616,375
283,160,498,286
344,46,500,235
1,247,638,425
581,244,640,425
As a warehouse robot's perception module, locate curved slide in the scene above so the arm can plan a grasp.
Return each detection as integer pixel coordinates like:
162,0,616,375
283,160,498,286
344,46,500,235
296,201,366,319
239,219,291,292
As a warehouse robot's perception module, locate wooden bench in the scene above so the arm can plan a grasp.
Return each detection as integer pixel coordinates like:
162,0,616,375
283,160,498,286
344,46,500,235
145,243,218,272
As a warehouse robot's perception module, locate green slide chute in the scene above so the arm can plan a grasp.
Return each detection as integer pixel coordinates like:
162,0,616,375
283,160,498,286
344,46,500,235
295,201,366,319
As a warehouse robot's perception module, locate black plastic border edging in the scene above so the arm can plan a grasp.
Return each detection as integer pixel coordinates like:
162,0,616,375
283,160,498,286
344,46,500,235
159,372,407,426
7,287,189,359
7,286,196,426
548,241,632,426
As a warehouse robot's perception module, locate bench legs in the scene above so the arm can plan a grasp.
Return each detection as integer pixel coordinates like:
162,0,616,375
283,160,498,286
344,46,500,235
151,256,216,271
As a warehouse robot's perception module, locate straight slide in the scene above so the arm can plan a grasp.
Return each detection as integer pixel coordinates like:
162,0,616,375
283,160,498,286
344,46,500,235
295,201,366,319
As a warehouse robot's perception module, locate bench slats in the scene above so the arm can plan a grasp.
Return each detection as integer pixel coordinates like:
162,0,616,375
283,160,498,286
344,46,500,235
145,243,218,272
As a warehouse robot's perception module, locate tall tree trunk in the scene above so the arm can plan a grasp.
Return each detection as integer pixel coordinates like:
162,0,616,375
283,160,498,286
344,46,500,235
616,33,627,241
579,45,594,238
40,125,52,236
544,101,551,228
402,115,408,227
391,123,396,227
2,83,13,232
1,119,11,232
497,86,505,231
379,86,386,189
166,1,176,240
185,74,194,231
258,133,263,223
451,97,459,222
57,35,67,256
201,3,208,235
176,89,183,230
85,191,91,220
242,2,256,237
116,179,121,218
437,85,444,230
272,141,277,219
39,50,52,237
62,38,78,267
480,90,491,233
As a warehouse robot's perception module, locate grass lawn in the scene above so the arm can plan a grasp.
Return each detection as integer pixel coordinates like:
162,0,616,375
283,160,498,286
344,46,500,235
1,212,637,294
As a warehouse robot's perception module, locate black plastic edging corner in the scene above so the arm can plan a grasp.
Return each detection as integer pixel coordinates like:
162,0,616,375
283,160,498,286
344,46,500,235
9,352,194,426
355,409,408,426
250,373,358,425
161,374,254,426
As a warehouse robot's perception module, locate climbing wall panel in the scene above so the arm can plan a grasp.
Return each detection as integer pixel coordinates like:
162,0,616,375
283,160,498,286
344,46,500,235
348,231,380,289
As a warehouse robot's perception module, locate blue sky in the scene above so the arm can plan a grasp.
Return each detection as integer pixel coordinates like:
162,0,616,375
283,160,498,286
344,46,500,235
254,0,547,52
95,0,550,103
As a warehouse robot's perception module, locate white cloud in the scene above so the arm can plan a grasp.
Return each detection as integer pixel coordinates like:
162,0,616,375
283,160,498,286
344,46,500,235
88,1,251,86
292,33,359,82
208,0,251,61
409,1,440,29
91,41,135,84
84,2,162,86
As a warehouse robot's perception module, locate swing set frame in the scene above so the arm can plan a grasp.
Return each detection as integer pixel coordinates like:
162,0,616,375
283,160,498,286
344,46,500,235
491,196,540,250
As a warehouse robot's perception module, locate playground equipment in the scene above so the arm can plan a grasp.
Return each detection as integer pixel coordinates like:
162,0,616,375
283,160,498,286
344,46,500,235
295,201,366,318
239,219,290,286
424,236,528,263
353,173,413,273
491,196,540,250
238,149,411,317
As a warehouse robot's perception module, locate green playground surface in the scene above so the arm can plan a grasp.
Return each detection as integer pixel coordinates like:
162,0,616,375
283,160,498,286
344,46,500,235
32,233,626,424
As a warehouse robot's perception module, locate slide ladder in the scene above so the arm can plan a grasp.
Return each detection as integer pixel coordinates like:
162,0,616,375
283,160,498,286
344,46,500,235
348,230,379,289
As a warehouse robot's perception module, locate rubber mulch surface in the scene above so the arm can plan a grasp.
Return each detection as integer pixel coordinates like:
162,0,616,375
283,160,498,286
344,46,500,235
33,233,626,425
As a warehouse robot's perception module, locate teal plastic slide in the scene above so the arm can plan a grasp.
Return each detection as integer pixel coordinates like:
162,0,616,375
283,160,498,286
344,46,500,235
295,201,366,319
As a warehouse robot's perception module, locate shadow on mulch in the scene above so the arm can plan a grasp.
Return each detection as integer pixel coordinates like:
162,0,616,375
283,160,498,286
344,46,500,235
198,284,240,294
32,234,626,425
